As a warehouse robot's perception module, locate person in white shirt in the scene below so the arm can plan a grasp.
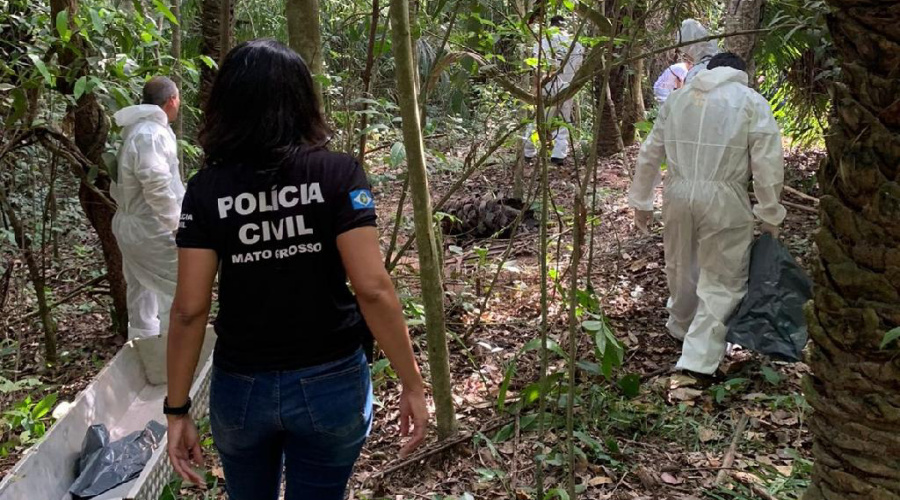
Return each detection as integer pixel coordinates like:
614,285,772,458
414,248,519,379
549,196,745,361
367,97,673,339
523,15,585,165
653,61,692,104
111,76,185,339
628,53,785,375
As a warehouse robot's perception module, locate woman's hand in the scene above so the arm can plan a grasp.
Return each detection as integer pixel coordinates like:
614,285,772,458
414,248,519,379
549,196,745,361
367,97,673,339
398,386,429,458
167,416,206,486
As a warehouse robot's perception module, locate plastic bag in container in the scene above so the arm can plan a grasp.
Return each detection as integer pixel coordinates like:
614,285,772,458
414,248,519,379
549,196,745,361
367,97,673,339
69,420,166,499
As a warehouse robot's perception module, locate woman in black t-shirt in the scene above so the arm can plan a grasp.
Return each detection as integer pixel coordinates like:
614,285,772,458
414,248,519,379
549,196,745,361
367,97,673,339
165,39,428,500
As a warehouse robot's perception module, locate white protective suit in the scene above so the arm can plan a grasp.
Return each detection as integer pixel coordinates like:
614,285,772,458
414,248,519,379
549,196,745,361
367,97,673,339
628,67,785,374
653,63,689,103
680,19,719,84
523,29,585,160
111,105,184,339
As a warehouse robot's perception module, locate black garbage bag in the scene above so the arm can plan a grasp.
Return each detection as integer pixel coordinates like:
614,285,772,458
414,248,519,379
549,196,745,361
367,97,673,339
726,234,812,361
69,420,166,499
74,424,109,477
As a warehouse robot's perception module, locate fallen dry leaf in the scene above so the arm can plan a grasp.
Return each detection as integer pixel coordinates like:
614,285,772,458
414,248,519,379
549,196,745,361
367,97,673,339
670,387,704,401
699,427,720,443
588,476,613,486
660,472,683,485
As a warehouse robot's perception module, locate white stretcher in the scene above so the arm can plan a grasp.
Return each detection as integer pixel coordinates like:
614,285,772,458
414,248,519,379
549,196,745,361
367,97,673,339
0,328,216,500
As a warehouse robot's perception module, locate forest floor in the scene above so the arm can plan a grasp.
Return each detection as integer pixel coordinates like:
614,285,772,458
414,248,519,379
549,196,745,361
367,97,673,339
0,141,825,500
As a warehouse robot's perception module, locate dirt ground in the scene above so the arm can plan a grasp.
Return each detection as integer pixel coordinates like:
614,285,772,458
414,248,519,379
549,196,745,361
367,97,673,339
0,142,825,500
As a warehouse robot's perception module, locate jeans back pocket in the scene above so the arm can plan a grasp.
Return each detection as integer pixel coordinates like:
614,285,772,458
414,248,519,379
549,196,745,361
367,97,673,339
301,361,370,438
210,368,255,433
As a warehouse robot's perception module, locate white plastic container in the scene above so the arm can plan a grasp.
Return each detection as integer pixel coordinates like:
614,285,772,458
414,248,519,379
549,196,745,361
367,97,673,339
0,328,216,500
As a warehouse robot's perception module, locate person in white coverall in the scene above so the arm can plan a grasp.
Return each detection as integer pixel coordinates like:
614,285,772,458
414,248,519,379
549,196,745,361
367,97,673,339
523,15,584,165
628,53,785,375
653,61,691,104
680,19,719,84
111,76,185,339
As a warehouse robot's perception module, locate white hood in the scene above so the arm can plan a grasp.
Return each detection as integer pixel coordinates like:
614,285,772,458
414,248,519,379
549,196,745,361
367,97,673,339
113,104,168,128
689,66,749,92
680,19,718,64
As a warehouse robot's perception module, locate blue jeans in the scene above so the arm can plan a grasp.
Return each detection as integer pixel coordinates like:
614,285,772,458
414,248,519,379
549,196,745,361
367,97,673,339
209,349,372,500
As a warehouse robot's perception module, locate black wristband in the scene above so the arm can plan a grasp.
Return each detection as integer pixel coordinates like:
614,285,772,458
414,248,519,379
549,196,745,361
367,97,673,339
163,397,192,416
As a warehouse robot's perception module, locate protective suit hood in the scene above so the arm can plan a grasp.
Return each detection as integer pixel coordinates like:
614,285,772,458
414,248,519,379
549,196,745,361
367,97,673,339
680,19,718,64
689,67,749,92
113,104,169,128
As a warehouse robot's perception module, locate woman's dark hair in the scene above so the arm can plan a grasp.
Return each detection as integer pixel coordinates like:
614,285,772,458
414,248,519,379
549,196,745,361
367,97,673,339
707,52,747,72
199,39,330,167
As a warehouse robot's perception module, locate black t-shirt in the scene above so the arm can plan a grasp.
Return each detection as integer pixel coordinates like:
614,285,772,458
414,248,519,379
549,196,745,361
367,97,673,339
176,149,377,373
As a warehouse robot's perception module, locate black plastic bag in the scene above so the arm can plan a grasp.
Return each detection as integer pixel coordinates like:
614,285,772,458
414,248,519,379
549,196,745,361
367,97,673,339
69,420,166,499
726,234,812,361
74,424,109,477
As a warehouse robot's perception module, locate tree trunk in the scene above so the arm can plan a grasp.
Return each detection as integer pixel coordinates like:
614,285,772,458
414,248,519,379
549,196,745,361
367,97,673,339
724,0,764,80
621,58,645,147
802,1,900,499
596,77,624,157
171,0,184,177
389,0,458,440
0,185,57,363
286,0,325,109
51,0,128,339
356,0,381,165
199,0,235,108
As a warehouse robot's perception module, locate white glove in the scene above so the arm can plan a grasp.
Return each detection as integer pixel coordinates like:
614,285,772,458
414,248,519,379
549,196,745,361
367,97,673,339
634,210,653,234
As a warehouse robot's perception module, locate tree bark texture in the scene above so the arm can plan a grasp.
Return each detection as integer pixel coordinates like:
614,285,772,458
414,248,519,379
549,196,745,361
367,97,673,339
389,0,459,440
286,0,325,108
802,1,900,499
622,58,645,147
724,0,765,80
50,0,128,338
199,0,235,108
171,0,184,177
596,75,624,157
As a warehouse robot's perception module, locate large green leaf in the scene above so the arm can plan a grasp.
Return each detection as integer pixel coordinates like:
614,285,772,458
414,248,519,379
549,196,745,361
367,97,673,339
151,0,178,25
55,11,71,42
27,55,53,85
881,327,900,350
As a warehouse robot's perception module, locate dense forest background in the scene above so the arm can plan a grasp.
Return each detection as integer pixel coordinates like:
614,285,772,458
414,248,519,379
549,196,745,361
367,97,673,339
1,0,898,499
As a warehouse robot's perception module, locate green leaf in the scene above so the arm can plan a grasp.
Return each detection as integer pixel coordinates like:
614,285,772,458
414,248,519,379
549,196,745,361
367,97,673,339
617,373,641,398
31,393,58,420
89,9,106,34
581,320,604,331
87,165,99,183
761,365,783,386
27,55,53,86
524,57,538,68
140,32,153,43
198,55,217,69
55,11,71,42
880,327,900,350
151,0,178,25
389,142,406,168
497,360,517,410
73,76,88,100
7,88,27,126
563,0,575,10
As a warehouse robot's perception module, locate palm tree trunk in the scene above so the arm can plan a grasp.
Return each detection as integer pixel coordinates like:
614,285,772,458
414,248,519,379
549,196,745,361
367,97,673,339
199,0,234,108
389,0,458,440
802,1,900,499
